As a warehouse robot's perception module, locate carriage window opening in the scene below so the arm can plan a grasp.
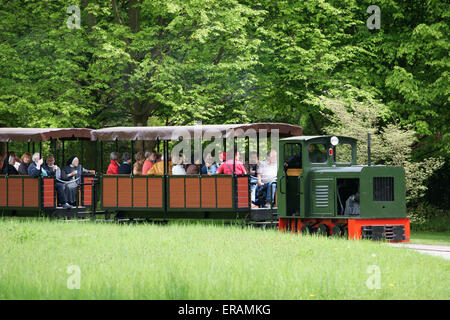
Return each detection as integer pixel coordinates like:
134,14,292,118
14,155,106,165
284,143,302,169
334,143,353,164
308,143,327,163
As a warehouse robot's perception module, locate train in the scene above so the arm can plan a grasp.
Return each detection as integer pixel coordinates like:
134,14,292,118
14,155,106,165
0,124,410,242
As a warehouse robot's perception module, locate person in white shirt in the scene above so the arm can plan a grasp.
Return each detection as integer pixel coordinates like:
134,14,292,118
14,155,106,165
171,154,186,175
255,149,278,208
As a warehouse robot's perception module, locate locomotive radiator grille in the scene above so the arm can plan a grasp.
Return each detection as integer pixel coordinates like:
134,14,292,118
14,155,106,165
362,225,405,241
373,177,394,201
315,185,329,208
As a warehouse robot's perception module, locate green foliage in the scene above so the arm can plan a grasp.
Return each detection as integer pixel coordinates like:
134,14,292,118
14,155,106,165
0,0,447,205
319,95,444,205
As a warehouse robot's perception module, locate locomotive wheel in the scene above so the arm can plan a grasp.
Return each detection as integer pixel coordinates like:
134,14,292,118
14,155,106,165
317,224,329,236
300,225,311,235
332,225,343,237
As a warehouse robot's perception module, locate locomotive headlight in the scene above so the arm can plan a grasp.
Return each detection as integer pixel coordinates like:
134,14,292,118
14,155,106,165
330,136,339,146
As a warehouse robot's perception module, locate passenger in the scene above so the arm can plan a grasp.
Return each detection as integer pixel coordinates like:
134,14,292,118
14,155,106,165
61,157,95,206
27,153,44,177
201,153,218,175
8,152,21,171
216,150,246,175
245,152,260,207
171,154,186,175
42,155,60,177
186,157,201,175
18,152,31,175
42,156,74,209
118,152,132,174
1,153,19,175
133,152,145,175
106,152,120,175
148,153,172,175
255,149,278,208
142,151,156,176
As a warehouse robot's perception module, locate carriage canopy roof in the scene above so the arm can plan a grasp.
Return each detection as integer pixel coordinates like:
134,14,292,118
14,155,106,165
0,128,93,142
90,123,303,141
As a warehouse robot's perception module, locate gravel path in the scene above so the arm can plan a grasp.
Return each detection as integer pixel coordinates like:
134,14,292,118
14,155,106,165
389,243,450,260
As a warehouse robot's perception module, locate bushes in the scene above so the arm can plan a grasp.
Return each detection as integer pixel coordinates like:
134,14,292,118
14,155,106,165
409,204,450,232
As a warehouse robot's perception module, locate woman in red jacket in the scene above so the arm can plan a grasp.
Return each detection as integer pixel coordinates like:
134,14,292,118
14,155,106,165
106,152,120,174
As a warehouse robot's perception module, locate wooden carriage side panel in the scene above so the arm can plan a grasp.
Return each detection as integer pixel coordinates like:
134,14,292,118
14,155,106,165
185,177,200,208
117,177,132,207
169,178,185,208
102,177,117,207
216,176,233,208
83,176,94,206
23,178,39,207
133,178,147,207
0,177,6,206
42,178,55,208
201,177,216,208
7,177,22,207
236,176,249,208
147,177,163,208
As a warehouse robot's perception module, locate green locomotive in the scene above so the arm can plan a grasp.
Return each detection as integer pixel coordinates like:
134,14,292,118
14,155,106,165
277,135,410,241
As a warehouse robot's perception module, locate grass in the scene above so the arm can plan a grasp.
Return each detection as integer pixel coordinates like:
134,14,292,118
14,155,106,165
0,218,449,300
410,232,450,246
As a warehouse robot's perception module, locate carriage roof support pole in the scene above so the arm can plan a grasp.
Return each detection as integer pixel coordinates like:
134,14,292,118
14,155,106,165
115,139,119,152
5,140,9,176
233,137,236,175
162,140,166,175
32,142,35,154
39,142,42,158
62,140,65,165
94,141,98,174
131,140,134,166
27,141,30,153
157,138,160,153
256,132,260,159
100,141,103,174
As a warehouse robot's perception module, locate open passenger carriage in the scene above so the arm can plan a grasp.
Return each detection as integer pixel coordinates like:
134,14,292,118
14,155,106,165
91,123,302,221
0,128,96,217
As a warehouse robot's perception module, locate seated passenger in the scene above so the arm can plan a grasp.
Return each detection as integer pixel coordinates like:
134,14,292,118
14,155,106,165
148,153,172,175
255,149,278,208
142,151,156,176
42,155,60,177
172,154,186,175
1,153,19,175
27,153,44,177
106,152,120,175
42,156,74,209
133,152,145,175
18,152,31,175
186,157,201,175
201,153,218,175
61,157,95,207
245,152,260,208
216,151,246,175
10,152,21,171
118,152,132,174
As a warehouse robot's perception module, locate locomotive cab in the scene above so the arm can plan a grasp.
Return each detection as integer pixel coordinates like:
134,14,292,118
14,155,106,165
277,136,410,242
